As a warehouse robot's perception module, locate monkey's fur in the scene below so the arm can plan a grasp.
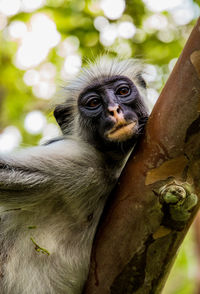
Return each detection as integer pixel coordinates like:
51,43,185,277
0,57,148,294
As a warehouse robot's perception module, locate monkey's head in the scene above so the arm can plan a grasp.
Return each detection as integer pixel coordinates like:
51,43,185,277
54,57,149,155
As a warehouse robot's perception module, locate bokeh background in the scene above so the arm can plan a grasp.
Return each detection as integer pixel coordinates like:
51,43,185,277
0,0,199,293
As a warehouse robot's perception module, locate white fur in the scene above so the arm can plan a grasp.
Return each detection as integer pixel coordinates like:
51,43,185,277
0,138,125,294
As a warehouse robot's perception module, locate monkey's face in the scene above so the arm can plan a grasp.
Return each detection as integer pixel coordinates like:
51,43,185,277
78,75,148,152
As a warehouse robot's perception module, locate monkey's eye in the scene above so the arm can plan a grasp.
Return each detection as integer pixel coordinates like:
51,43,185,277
86,98,101,108
116,86,130,96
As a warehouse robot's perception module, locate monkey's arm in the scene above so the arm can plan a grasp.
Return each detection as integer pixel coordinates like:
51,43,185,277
0,139,100,208
0,158,52,207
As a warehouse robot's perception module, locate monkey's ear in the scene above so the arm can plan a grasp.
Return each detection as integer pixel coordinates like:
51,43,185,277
136,73,147,89
54,105,73,134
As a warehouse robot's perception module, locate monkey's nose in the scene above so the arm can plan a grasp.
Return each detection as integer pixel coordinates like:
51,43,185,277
108,105,123,120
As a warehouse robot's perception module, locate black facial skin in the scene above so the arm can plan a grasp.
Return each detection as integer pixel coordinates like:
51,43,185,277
78,75,148,156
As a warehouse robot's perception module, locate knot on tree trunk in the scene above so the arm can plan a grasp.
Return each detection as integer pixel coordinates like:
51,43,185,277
159,181,198,222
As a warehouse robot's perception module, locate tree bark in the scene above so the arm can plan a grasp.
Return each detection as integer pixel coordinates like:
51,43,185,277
84,17,200,294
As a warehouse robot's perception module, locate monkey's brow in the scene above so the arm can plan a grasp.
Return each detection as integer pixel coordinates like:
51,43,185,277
80,75,132,95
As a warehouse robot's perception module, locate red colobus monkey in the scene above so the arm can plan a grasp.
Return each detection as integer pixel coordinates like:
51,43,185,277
0,57,148,294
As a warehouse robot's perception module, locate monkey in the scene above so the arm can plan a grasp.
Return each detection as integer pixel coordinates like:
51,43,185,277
0,57,148,294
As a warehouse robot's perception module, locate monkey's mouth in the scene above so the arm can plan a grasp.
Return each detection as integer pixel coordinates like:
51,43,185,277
106,121,137,142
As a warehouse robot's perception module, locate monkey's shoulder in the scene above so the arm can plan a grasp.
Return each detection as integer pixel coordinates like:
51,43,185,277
43,138,120,182
43,136,64,146
43,137,102,163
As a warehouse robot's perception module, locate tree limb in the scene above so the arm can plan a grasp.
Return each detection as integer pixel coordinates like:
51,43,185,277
84,17,200,294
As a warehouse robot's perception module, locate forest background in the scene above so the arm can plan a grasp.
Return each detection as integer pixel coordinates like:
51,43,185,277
0,0,199,293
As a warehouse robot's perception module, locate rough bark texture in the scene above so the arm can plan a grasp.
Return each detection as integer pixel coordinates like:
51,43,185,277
84,18,200,294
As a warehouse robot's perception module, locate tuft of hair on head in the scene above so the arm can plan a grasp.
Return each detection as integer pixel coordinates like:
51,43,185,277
53,56,148,135
68,56,147,95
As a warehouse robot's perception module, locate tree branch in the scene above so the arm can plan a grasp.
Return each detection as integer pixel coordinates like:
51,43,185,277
84,18,200,294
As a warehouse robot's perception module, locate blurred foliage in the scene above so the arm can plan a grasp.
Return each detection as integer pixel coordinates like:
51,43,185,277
163,229,197,294
0,0,198,144
0,0,199,293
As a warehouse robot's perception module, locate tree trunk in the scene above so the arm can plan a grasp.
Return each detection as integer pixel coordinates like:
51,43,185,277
84,17,200,294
